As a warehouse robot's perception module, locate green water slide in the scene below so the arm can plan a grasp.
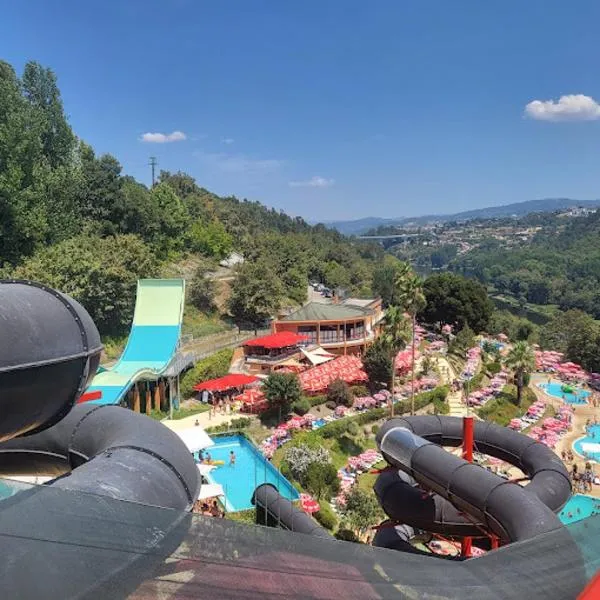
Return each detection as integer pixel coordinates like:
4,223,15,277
84,279,185,406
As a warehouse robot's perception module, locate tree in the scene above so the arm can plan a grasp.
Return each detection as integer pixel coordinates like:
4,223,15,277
21,61,75,167
372,255,404,306
449,325,475,355
327,379,353,407
228,260,284,331
303,462,340,500
263,373,302,418
394,263,426,415
14,234,158,335
504,341,536,406
188,219,233,259
341,488,383,539
150,182,188,255
380,305,410,416
188,264,217,313
363,339,393,390
421,273,493,333
539,310,600,372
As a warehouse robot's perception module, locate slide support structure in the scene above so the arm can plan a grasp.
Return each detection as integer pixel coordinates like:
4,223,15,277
461,415,474,558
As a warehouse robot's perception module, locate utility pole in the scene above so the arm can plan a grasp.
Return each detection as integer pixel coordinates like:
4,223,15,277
149,156,157,187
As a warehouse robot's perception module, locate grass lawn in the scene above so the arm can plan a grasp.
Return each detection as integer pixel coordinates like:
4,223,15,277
182,305,231,338
477,384,536,427
148,404,210,421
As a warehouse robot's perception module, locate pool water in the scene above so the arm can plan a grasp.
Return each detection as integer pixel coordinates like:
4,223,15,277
559,494,600,525
539,382,590,405
573,424,600,462
203,434,299,512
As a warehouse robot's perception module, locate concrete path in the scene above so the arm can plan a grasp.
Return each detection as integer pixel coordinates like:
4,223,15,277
162,408,252,433
436,354,469,417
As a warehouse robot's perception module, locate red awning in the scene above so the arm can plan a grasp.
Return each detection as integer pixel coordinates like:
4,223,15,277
243,331,308,349
193,374,258,392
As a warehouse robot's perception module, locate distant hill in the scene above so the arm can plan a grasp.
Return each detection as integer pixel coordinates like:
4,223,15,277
322,199,600,234
399,198,600,226
317,217,403,235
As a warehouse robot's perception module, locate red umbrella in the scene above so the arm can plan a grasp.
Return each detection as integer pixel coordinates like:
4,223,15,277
300,493,320,514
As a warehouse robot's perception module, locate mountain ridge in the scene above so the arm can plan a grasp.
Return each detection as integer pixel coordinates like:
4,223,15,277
321,198,600,234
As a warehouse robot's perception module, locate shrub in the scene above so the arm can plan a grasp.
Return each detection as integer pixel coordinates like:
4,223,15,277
284,444,330,480
313,502,338,530
335,527,359,542
180,348,233,399
325,400,337,410
320,419,350,439
371,424,380,435
303,462,340,499
307,394,327,407
347,421,360,437
350,385,369,398
292,398,311,416
327,379,353,407
486,361,502,375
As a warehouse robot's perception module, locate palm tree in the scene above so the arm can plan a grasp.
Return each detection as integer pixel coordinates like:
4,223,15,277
504,341,536,405
394,264,426,416
380,305,410,417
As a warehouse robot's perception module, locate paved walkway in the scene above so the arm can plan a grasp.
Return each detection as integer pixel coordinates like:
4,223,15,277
436,355,469,417
162,408,251,433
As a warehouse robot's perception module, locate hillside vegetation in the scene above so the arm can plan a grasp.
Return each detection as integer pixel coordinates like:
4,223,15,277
0,60,382,337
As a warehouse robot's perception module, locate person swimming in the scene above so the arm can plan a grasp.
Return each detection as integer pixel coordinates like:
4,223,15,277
229,450,236,467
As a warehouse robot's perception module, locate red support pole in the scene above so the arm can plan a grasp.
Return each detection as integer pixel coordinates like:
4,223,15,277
461,415,474,558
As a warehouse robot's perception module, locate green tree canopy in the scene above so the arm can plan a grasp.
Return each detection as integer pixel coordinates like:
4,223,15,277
228,260,284,329
363,339,393,390
263,373,302,416
421,273,493,333
14,234,158,334
504,341,536,405
327,378,353,407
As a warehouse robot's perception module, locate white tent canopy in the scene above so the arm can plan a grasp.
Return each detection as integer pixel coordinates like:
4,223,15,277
197,483,225,500
175,427,214,453
301,347,336,366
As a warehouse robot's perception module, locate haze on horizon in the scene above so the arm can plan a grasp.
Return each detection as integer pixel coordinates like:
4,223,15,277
3,1,600,221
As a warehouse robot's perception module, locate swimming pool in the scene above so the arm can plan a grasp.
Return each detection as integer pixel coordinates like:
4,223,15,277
203,434,299,512
559,494,600,525
539,382,590,405
573,424,600,462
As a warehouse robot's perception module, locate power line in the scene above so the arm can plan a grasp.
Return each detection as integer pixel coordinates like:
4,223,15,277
149,156,158,187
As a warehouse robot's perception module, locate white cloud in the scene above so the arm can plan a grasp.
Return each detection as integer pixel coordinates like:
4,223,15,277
140,130,187,143
524,94,600,122
289,176,335,188
221,137,235,145
195,150,283,173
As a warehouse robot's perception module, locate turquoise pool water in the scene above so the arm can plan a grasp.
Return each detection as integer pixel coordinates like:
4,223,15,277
559,494,600,525
203,434,299,512
539,382,590,404
573,424,600,462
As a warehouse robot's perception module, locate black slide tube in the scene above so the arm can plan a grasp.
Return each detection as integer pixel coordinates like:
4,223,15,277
252,483,333,538
0,280,102,441
0,404,201,510
374,416,571,540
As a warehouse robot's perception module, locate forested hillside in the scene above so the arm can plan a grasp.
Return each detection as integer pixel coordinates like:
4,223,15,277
451,210,600,319
0,60,381,336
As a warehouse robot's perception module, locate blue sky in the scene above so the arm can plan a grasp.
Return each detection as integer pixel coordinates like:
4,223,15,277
3,1,600,221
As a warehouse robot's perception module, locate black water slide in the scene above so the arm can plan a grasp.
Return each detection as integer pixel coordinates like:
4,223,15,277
373,416,571,545
0,280,200,510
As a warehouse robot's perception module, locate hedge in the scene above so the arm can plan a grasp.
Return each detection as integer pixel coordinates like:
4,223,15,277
319,386,450,439
205,416,251,434
313,501,338,530
180,348,234,399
